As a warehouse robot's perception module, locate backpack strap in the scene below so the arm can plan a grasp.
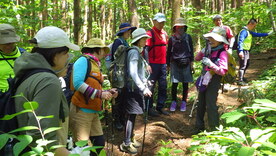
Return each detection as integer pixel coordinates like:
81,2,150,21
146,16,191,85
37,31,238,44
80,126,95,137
147,29,167,61
82,55,102,85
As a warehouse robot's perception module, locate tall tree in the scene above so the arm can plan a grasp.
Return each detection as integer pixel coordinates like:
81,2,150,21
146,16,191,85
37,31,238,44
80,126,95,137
231,0,237,8
41,0,48,28
87,0,93,40
73,0,81,44
128,0,140,27
171,0,181,32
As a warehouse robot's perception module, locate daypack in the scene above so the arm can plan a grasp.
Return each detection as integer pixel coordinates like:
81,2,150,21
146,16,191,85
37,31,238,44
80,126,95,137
105,38,124,70
63,55,93,105
0,68,55,134
108,45,134,88
216,50,237,84
232,28,247,51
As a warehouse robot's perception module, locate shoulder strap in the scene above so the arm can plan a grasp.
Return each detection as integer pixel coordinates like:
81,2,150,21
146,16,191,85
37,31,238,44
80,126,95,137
83,55,102,85
215,48,226,59
150,29,155,43
0,52,14,69
184,34,191,53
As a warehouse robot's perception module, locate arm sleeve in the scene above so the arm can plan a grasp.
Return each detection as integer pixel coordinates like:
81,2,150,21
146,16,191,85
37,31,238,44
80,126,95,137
209,51,228,76
166,37,172,66
195,49,205,61
128,50,147,92
250,31,269,37
73,57,100,99
188,34,194,60
238,29,248,53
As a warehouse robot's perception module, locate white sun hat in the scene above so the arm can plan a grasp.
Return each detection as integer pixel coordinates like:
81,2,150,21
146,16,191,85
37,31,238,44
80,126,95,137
131,28,151,44
34,26,80,51
203,26,229,45
153,13,166,23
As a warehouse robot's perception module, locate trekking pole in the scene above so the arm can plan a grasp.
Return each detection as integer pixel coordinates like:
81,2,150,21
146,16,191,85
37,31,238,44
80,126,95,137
104,100,111,156
110,98,115,156
189,90,198,118
141,96,149,156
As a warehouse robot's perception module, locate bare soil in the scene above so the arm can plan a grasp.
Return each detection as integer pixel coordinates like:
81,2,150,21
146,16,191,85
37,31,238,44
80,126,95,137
103,48,276,156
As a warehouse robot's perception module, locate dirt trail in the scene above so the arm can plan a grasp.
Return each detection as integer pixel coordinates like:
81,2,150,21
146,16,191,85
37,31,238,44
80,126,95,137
105,48,276,156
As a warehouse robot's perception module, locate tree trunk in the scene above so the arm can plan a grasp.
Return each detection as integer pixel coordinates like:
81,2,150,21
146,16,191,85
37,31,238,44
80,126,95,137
231,0,237,8
192,0,202,52
171,0,181,33
73,0,81,44
266,0,276,31
53,0,59,21
128,0,140,27
217,0,222,13
41,0,48,28
100,4,106,41
87,0,93,40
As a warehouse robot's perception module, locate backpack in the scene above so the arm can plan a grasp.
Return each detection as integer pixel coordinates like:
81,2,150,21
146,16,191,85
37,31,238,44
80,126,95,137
108,45,134,88
105,38,124,70
216,50,237,84
232,28,247,51
0,68,55,134
63,55,94,105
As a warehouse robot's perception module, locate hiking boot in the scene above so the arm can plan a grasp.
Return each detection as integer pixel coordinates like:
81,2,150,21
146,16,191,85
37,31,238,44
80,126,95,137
157,108,170,116
131,139,141,148
180,101,186,112
114,120,123,131
148,108,160,117
170,101,177,111
119,142,138,154
237,81,248,86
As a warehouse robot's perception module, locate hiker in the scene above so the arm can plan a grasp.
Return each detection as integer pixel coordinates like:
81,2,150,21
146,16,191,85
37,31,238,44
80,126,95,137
167,18,194,112
144,12,169,117
119,28,152,154
0,24,25,93
69,38,118,156
212,15,235,54
111,23,136,131
237,18,273,86
14,26,80,155
194,27,229,133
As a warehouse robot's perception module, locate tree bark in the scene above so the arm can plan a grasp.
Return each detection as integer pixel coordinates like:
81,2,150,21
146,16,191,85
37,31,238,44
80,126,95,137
171,0,181,33
128,0,140,27
41,0,48,28
231,0,237,8
73,0,81,44
87,0,93,40
217,0,222,13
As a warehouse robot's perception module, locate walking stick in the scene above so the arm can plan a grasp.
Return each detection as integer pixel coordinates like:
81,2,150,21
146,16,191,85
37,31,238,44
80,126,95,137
141,96,149,155
111,98,115,155
104,100,110,155
189,90,198,118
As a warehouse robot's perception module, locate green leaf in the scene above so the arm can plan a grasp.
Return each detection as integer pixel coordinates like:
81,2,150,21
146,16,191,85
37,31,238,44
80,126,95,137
221,110,246,123
50,144,66,150
260,141,276,150
83,146,103,151
43,127,61,135
237,146,255,156
37,115,54,120
13,135,32,156
69,154,79,156
9,126,38,133
0,109,32,120
36,139,55,147
31,146,44,154
261,150,276,156
0,133,15,150
23,101,39,110
173,149,184,153
75,140,88,147
266,116,276,123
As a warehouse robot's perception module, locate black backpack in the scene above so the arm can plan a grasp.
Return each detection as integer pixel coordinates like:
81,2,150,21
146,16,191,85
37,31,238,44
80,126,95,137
0,68,55,134
232,28,247,51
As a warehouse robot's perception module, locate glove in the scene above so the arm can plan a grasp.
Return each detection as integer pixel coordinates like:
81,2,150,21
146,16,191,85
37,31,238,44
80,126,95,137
227,48,233,55
143,88,152,97
202,57,213,67
268,30,274,36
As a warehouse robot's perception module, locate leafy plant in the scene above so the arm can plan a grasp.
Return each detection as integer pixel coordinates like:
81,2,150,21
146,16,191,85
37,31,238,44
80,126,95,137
156,140,184,156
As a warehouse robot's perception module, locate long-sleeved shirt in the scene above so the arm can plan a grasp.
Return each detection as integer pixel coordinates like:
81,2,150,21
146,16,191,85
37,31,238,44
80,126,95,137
238,26,268,53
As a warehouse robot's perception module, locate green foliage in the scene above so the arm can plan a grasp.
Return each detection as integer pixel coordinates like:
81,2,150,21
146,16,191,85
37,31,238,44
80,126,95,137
190,99,276,156
156,140,184,156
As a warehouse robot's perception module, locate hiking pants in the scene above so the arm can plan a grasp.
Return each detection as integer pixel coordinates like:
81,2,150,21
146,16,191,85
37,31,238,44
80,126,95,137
148,63,167,110
171,82,189,102
195,75,221,131
124,114,137,145
113,88,126,124
238,50,250,81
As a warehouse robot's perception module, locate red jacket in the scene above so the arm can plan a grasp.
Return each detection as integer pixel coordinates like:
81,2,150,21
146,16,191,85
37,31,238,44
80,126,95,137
146,26,168,64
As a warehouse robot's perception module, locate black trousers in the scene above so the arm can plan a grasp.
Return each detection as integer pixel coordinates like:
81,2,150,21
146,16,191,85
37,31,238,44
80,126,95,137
195,75,221,131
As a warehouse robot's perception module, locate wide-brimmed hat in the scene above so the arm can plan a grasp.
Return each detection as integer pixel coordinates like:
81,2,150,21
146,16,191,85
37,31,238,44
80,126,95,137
203,26,229,45
173,18,188,28
83,38,110,54
131,28,151,44
34,26,80,51
0,24,20,44
153,13,166,23
115,23,137,36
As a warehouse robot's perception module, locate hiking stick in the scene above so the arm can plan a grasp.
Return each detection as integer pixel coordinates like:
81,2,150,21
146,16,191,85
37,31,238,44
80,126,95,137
141,96,149,156
104,100,110,155
189,90,198,118
111,98,115,156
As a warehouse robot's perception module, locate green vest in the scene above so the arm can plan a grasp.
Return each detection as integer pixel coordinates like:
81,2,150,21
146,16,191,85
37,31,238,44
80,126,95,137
0,47,22,92
242,30,252,50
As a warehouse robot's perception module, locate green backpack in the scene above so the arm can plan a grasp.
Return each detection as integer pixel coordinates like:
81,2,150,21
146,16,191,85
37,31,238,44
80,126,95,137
108,45,134,88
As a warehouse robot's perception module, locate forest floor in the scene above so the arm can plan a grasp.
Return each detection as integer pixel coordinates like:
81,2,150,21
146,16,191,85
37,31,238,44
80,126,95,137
103,48,276,156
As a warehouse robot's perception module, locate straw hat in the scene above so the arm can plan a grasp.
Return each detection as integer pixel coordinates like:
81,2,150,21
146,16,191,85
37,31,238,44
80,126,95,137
131,28,151,44
203,26,229,45
83,38,110,54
